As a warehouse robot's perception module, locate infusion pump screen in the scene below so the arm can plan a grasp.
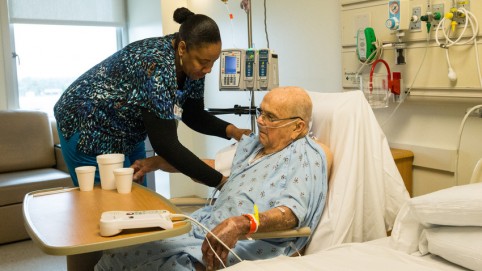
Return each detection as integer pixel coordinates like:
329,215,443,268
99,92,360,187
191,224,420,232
225,56,237,74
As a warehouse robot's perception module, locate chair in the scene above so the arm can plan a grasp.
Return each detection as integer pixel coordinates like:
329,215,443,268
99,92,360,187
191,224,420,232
171,90,410,254
0,110,71,244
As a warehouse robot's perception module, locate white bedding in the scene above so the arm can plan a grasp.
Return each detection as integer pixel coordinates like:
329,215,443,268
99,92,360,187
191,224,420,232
215,91,410,253
224,239,468,271
303,91,410,253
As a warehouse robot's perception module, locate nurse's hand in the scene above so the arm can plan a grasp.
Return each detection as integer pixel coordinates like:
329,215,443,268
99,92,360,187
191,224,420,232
131,156,177,183
201,216,246,270
226,124,251,141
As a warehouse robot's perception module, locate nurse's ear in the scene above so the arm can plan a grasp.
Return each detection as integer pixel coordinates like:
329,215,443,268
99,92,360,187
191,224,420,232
178,41,187,56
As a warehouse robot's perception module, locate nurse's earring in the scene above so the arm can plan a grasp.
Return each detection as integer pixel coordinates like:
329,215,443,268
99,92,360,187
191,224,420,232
178,41,186,67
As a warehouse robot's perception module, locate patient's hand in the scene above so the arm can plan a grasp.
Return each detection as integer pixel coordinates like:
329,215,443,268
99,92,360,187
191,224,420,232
131,156,177,183
201,216,245,270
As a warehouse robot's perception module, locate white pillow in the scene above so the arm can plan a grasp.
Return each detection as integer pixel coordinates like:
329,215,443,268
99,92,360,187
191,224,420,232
410,182,482,227
389,203,423,254
419,226,482,271
390,182,482,254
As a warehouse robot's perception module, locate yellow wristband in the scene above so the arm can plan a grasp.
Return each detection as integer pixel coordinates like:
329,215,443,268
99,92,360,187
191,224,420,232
253,204,259,224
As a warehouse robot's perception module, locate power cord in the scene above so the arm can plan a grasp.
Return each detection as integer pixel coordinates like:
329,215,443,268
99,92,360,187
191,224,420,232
454,104,482,186
435,7,480,85
381,32,430,128
263,0,269,48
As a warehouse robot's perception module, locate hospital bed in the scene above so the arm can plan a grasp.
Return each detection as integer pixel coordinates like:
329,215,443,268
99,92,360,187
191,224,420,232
224,180,482,271
215,91,482,271
210,90,410,248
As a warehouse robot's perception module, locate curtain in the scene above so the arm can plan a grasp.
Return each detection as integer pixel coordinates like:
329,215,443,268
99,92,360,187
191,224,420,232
8,0,126,26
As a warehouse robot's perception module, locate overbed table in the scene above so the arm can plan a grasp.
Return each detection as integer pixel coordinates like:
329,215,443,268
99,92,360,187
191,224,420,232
23,183,191,270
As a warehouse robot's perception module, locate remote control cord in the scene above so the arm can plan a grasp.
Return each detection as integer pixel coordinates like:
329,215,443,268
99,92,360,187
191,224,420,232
170,214,243,264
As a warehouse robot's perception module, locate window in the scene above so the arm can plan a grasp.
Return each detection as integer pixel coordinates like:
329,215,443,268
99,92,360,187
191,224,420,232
13,24,119,116
4,0,126,115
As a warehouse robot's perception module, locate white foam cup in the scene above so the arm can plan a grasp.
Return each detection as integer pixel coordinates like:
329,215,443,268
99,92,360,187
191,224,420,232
75,166,96,191
113,168,134,194
96,154,125,190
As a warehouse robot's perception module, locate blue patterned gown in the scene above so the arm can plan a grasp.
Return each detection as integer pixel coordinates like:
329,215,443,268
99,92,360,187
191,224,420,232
95,134,328,271
54,34,204,155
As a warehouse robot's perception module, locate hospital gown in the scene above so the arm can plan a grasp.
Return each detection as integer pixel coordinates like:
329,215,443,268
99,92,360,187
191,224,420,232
95,134,328,271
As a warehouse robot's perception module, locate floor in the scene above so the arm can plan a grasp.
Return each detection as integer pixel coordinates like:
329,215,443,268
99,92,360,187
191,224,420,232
0,239,66,271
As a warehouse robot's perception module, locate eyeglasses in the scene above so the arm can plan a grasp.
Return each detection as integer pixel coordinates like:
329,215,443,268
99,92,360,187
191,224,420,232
256,108,303,123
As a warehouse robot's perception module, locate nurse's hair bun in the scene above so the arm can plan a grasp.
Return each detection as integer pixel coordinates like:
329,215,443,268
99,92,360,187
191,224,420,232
173,7,195,24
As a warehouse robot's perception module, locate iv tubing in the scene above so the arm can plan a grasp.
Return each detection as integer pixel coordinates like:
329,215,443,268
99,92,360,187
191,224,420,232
381,33,430,128
223,2,237,48
171,213,243,264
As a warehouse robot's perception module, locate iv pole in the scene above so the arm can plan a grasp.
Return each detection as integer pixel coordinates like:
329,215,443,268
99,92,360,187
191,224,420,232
245,0,257,132
209,0,257,131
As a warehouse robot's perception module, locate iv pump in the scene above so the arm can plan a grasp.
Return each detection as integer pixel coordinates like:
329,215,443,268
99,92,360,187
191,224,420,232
219,48,279,91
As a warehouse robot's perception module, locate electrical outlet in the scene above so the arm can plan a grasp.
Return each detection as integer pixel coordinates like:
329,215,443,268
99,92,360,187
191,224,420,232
344,72,361,86
432,3,444,28
409,6,422,31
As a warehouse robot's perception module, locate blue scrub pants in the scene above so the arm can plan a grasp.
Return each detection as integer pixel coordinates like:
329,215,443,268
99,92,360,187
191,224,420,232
57,127,147,187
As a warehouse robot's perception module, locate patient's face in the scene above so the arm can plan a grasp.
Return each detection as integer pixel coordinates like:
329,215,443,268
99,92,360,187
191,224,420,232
257,95,297,153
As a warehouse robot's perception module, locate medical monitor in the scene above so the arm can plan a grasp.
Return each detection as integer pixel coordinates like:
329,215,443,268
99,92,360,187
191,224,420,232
219,49,246,90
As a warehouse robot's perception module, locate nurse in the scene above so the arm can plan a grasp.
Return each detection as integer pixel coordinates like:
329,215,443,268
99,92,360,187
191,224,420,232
54,7,250,187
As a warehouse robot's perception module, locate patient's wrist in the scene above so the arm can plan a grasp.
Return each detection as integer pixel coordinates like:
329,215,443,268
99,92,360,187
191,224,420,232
242,214,259,234
234,215,252,235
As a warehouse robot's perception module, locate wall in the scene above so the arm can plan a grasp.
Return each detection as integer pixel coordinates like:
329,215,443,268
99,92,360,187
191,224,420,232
340,0,482,196
182,0,343,128
161,0,343,198
197,0,343,151
127,0,163,42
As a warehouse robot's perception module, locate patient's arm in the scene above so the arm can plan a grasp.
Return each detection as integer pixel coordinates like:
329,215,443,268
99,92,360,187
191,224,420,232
201,206,297,270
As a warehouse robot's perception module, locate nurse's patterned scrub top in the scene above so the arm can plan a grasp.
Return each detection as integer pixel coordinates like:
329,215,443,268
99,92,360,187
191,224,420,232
54,34,203,155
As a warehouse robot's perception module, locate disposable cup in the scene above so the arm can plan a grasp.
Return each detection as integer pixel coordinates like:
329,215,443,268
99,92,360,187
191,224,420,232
114,168,134,194
75,166,96,191
96,154,125,190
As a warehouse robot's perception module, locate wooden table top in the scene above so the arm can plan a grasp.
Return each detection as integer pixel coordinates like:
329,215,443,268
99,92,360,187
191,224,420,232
23,183,191,255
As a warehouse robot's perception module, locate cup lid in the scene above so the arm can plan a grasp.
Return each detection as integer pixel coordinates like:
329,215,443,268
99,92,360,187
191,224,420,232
113,168,134,175
75,166,96,173
96,153,125,164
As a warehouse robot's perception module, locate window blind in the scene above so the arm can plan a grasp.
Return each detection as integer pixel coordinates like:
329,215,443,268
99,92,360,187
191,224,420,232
8,0,126,26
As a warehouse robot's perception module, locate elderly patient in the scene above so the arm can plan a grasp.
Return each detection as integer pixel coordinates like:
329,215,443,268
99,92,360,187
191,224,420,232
95,87,331,271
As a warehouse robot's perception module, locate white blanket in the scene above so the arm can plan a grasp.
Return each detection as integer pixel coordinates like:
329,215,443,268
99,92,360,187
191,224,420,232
305,91,410,253
224,241,466,271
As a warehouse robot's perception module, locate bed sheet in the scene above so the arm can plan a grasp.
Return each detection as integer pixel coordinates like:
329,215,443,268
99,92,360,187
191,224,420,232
305,91,410,253
224,238,468,271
